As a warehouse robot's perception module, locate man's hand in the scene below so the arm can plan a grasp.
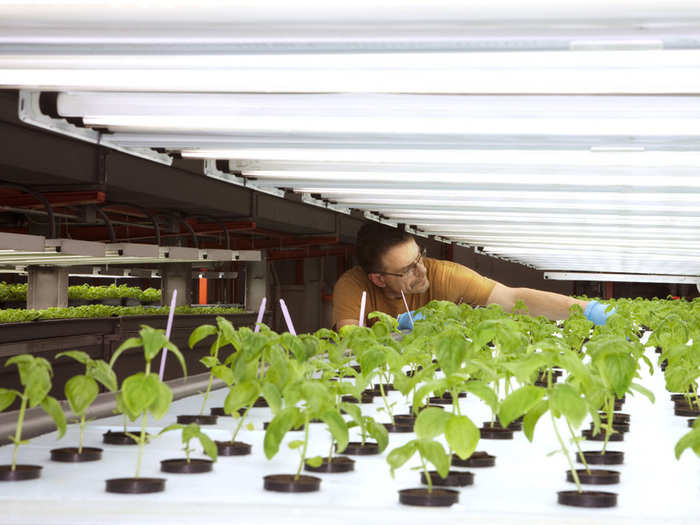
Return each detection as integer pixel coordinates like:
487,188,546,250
584,300,616,326
397,310,426,330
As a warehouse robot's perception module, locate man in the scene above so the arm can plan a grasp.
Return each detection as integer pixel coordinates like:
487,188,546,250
333,222,612,329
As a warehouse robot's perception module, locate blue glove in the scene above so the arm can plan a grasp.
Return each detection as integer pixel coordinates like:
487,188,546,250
397,310,426,330
584,300,616,326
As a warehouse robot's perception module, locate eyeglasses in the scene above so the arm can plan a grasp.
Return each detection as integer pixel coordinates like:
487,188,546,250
375,247,426,278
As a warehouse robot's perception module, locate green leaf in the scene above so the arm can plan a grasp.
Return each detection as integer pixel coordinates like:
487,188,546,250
162,341,187,377
674,426,700,459
434,329,468,376
55,350,91,365
149,378,173,420
0,388,18,412
418,440,450,479
498,385,545,429
549,383,588,427
597,351,637,398
360,348,385,376
158,423,184,436
414,407,451,441
367,418,389,452
41,395,66,439
87,360,118,392
386,440,418,477
211,364,234,386
139,325,169,362
445,415,479,460
321,410,349,453
121,372,159,416
109,337,142,367
25,361,51,408
261,383,282,414
263,406,298,459
288,440,304,450
198,430,218,462
188,324,217,349
306,456,324,468
629,382,655,404
200,356,219,369
339,402,361,423
462,381,499,414
64,375,98,416
225,381,260,415
523,400,549,442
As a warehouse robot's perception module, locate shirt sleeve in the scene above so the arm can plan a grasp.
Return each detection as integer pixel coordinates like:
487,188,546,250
434,259,497,306
332,271,366,328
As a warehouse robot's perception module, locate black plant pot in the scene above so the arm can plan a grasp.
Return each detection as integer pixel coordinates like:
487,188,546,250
304,456,355,473
598,412,630,425
577,451,624,465
263,474,321,493
398,488,459,507
557,490,617,508
689,418,697,428
216,441,252,456
567,469,620,485
384,421,414,433
252,396,269,408
105,477,166,494
50,447,102,462
340,441,380,456
176,414,218,425
342,392,375,404
103,430,149,445
210,407,245,417
373,383,395,393
582,429,624,442
420,469,474,487
590,421,629,433
451,451,496,468
490,419,523,432
674,406,700,417
479,424,514,440
0,465,42,481
161,458,213,474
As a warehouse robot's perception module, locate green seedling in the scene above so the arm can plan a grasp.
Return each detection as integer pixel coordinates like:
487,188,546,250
0,355,66,470
675,417,700,460
387,407,479,492
159,423,218,463
341,402,388,451
188,316,238,415
55,351,117,453
110,325,187,478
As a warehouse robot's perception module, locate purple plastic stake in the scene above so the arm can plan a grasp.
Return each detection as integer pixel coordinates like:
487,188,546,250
158,289,177,381
254,297,267,333
400,290,414,329
358,291,367,327
279,298,297,336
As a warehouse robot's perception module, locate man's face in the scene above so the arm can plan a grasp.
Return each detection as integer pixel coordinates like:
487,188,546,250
377,239,430,295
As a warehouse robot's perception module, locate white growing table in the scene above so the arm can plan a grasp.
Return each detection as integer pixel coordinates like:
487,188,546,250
0,340,698,525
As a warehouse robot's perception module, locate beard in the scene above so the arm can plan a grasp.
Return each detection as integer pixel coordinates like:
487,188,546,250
407,275,430,295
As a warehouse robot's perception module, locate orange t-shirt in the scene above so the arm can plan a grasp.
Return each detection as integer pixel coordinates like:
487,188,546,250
332,257,496,328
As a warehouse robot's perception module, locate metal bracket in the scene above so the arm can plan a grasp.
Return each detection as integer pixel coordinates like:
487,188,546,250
18,90,173,166
203,160,285,198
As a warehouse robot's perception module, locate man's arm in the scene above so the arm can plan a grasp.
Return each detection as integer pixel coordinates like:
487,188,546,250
486,282,588,321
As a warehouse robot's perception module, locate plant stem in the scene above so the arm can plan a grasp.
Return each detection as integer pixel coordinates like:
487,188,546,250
230,406,250,443
122,413,128,433
79,413,86,454
199,371,215,416
567,419,589,475
550,411,581,493
420,454,433,493
602,397,613,454
379,380,394,425
11,393,28,471
328,439,335,463
134,412,148,478
295,414,310,480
